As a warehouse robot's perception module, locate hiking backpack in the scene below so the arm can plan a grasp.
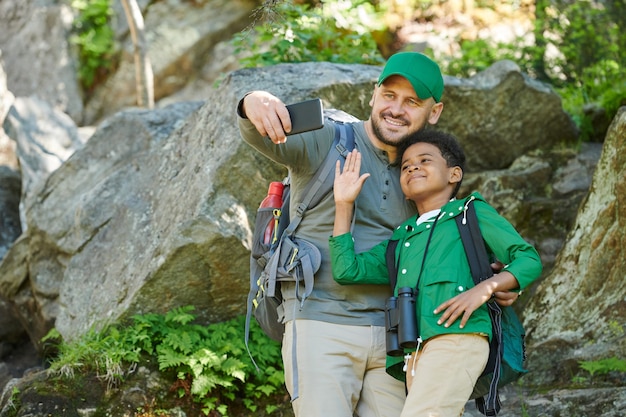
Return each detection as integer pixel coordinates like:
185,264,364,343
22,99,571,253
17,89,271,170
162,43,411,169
245,113,357,358
455,198,528,416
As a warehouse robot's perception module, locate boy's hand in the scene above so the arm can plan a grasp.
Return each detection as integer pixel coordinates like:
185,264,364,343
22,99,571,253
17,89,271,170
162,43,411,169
332,150,370,236
433,285,492,329
434,271,519,328
334,150,370,205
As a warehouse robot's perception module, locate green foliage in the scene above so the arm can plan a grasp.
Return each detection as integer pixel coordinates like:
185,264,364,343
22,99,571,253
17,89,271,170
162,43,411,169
45,306,284,416
578,357,626,377
45,324,140,387
232,0,385,67
5,387,20,417
70,0,116,89
436,0,625,142
556,60,626,141
436,37,536,78
607,320,625,337
536,0,626,140
541,0,623,86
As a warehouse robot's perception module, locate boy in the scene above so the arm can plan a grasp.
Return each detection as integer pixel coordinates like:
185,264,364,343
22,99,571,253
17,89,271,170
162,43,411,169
330,129,542,417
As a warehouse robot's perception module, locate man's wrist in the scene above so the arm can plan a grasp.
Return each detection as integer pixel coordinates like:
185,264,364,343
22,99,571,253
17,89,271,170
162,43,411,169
236,92,253,119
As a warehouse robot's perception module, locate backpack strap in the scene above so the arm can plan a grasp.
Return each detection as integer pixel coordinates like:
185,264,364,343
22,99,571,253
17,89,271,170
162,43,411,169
455,197,503,416
456,198,493,281
275,121,355,304
385,239,400,291
283,121,355,237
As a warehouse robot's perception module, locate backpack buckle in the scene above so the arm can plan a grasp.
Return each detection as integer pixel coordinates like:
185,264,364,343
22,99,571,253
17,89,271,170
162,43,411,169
336,143,348,157
295,202,308,217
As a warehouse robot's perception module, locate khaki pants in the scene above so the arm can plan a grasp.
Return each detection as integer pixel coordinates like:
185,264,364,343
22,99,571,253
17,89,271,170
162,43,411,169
283,319,406,417
402,333,489,417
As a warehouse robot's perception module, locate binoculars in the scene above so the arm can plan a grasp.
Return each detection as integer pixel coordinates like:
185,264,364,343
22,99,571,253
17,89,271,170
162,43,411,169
385,287,419,356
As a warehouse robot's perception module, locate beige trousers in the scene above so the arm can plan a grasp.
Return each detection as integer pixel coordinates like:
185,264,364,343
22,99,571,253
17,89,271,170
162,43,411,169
402,333,489,417
283,319,406,417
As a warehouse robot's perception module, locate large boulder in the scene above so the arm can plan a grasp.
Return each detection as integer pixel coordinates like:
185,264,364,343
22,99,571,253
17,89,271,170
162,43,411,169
3,97,87,222
523,107,626,387
441,60,579,170
0,101,207,345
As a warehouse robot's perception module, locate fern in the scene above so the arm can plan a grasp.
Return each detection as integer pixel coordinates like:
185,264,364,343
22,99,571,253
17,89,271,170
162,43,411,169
579,357,626,377
45,307,284,415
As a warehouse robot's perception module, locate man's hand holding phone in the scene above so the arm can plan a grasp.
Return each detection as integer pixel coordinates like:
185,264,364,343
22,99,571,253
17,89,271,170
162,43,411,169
242,92,323,143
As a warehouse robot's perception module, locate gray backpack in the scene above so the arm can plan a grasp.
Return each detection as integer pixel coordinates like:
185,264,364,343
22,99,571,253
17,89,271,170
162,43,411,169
245,115,356,363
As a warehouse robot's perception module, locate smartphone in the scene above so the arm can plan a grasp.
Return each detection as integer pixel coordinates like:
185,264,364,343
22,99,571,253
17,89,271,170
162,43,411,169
286,98,324,136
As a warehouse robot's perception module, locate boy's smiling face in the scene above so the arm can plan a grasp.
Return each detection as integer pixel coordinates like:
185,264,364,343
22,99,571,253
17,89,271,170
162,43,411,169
400,142,462,212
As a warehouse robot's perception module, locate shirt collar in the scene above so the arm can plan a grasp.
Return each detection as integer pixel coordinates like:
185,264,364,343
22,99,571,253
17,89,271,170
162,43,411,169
416,209,441,225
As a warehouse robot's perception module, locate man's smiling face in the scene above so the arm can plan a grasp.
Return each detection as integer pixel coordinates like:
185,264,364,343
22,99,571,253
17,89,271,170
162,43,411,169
369,75,443,148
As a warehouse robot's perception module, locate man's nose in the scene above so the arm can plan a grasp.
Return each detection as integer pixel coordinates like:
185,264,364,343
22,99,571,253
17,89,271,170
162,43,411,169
388,99,405,114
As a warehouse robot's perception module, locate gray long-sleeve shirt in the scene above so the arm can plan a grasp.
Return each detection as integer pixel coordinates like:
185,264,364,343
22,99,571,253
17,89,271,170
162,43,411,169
239,117,416,326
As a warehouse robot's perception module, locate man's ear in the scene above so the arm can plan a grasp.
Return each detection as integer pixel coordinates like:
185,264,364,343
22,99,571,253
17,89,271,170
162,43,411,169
427,101,444,125
369,84,378,107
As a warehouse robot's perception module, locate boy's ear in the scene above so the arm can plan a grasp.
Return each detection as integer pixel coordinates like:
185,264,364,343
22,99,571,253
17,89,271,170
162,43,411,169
449,166,463,184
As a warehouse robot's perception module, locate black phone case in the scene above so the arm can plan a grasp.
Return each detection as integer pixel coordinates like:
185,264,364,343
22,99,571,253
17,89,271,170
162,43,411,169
286,98,324,136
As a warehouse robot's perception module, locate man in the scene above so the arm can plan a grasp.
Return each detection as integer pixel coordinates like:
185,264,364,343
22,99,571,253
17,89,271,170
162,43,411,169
237,52,516,417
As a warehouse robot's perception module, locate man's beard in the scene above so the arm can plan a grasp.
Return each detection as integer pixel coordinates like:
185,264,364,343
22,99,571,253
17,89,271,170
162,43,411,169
370,112,413,147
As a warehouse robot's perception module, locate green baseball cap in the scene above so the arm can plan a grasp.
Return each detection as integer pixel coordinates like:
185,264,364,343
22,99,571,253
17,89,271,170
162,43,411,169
378,52,444,102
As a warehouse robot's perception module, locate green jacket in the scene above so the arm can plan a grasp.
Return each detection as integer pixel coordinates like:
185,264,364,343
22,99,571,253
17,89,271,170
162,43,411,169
329,192,542,380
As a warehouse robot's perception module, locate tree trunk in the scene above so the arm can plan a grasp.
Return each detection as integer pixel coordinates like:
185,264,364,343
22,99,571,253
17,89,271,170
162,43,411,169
120,0,154,108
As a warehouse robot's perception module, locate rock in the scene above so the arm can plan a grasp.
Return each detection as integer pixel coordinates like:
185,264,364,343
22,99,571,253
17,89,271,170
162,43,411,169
441,60,579,170
3,96,86,223
82,0,258,125
523,107,626,388
0,0,83,122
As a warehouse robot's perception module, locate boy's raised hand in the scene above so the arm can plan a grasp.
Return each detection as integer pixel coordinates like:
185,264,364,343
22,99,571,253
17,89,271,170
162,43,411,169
332,150,370,236
334,150,370,205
